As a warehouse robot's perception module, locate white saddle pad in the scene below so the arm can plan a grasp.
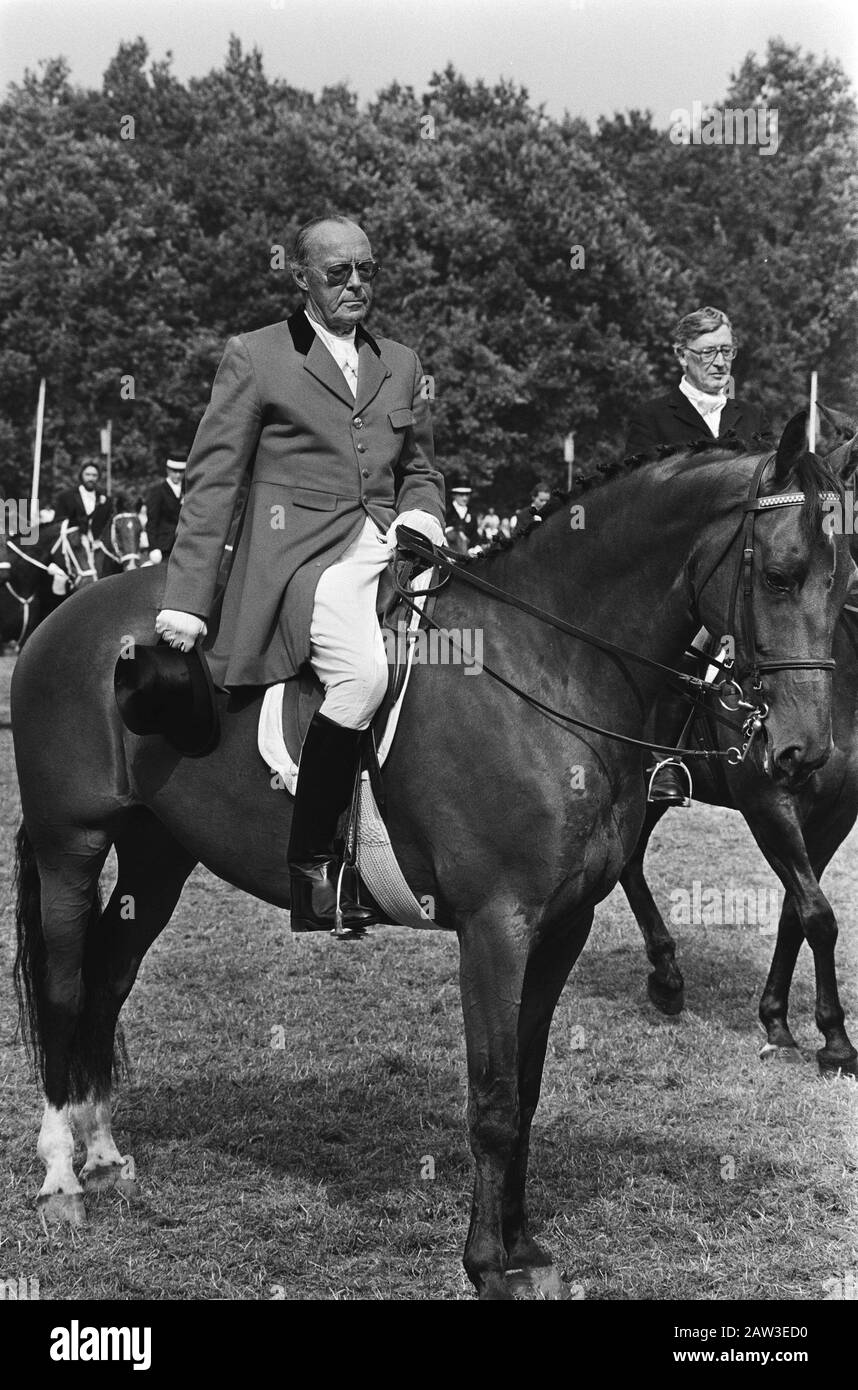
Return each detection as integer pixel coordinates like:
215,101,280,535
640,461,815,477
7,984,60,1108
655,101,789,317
257,568,437,928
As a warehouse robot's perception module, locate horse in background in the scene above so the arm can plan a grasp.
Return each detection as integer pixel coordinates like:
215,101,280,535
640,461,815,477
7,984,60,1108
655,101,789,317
93,498,144,578
1,520,96,647
621,406,858,1076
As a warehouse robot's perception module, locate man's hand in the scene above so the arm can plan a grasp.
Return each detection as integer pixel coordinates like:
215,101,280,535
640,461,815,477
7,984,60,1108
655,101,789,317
147,548,163,565
155,609,207,652
385,509,445,558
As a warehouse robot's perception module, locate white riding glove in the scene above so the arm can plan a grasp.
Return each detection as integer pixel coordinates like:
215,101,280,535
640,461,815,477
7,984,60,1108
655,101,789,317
147,548,163,565
385,509,445,558
155,609,207,652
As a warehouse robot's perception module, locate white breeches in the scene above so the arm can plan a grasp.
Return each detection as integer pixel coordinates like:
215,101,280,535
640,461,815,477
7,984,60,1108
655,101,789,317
310,516,390,730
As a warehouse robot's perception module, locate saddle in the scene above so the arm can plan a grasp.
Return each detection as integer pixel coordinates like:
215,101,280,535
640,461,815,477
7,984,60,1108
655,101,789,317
113,531,441,766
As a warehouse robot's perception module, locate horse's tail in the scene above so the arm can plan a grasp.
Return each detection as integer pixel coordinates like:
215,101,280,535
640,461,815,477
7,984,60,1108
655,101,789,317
13,821,125,1090
13,820,48,1080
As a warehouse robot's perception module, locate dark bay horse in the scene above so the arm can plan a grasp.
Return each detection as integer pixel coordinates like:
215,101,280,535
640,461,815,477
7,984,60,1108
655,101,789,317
93,504,144,578
11,423,856,1298
622,412,858,1077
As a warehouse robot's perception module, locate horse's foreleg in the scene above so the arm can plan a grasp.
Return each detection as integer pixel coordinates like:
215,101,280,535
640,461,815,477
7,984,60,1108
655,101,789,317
619,804,684,1015
802,823,857,1076
459,907,530,1300
503,907,595,1300
751,806,857,1074
758,895,804,1059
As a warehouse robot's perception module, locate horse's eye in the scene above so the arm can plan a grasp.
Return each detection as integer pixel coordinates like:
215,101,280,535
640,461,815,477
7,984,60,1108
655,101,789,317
764,571,791,593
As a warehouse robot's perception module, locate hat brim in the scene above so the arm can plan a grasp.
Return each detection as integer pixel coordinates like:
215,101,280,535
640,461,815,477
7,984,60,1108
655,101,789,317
114,641,220,757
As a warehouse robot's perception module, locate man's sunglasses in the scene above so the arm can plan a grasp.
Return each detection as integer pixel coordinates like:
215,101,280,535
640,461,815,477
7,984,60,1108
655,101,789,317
682,345,738,363
316,260,381,287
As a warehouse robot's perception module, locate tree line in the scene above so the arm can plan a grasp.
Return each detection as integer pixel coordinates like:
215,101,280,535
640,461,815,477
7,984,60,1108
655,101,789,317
0,35,855,511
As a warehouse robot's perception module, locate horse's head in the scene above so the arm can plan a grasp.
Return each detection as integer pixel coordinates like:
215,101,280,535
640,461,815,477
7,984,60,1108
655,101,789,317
107,510,143,570
692,411,858,788
53,522,97,589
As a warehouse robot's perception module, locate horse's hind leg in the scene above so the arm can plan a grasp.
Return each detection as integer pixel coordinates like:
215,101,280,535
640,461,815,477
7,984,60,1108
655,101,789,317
27,833,111,1225
503,906,595,1300
619,803,685,1014
73,809,198,1195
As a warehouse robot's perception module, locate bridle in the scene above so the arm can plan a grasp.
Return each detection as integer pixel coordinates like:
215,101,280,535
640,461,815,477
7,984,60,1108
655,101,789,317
693,454,840,762
392,458,843,766
51,522,97,585
95,512,142,569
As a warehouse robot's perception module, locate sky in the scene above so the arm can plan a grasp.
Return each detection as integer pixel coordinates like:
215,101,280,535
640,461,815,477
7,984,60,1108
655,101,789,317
1,0,856,128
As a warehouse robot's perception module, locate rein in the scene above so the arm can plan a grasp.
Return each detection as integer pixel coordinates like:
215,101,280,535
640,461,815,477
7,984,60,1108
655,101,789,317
393,467,841,764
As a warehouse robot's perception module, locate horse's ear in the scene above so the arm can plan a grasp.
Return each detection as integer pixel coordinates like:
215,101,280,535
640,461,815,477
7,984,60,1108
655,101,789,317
773,409,809,481
828,430,858,484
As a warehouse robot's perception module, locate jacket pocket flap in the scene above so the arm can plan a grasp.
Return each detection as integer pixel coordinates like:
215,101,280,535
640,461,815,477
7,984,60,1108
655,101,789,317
388,408,416,429
291,488,339,510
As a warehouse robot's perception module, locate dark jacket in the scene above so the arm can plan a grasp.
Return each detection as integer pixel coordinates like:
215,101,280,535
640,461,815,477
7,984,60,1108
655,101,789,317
53,485,111,536
146,480,183,556
446,502,479,544
625,386,771,457
163,309,445,689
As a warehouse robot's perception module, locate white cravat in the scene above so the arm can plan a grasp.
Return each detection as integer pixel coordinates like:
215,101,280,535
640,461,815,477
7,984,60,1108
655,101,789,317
679,376,727,437
305,309,359,398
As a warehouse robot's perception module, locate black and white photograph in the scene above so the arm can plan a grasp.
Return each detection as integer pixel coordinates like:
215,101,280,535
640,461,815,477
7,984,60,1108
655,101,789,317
0,0,856,1339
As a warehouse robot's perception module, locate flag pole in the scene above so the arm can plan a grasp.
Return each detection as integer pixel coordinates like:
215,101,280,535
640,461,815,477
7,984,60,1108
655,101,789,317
808,371,818,453
101,420,113,496
31,377,46,520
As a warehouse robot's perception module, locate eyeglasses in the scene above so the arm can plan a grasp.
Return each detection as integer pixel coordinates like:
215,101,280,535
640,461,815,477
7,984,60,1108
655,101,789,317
314,260,381,287
682,345,738,363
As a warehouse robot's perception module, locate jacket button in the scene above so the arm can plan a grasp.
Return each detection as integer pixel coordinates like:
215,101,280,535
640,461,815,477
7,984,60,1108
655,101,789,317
353,416,363,428
356,443,366,453
362,469,370,478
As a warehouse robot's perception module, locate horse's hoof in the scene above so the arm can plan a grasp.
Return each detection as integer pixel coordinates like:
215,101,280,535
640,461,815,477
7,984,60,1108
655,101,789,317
37,1192,86,1226
759,1043,803,1064
82,1156,139,1198
647,974,685,1016
504,1265,570,1300
817,1049,858,1079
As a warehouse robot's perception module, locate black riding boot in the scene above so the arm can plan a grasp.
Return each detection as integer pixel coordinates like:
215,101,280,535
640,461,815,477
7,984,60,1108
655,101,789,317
647,652,703,807
287,712,377,934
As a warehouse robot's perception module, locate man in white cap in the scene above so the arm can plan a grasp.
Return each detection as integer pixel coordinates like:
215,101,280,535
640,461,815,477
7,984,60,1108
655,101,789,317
145,457,186,565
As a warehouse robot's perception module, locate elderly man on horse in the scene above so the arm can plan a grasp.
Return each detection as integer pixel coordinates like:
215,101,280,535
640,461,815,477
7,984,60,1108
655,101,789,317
154,216,445,933
626,306,772,805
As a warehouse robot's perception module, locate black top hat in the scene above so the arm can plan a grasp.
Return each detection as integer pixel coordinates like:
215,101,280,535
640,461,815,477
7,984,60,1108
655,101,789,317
114,641,220,757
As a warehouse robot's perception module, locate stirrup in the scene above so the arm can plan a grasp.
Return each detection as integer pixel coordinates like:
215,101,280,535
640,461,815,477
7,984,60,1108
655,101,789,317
647,757,693,807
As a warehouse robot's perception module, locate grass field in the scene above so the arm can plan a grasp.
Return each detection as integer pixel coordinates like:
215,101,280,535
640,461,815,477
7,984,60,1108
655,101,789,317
0,651,855,1301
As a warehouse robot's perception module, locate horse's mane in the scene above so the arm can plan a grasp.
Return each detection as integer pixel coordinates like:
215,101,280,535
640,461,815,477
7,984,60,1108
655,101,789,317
467,434,758,566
